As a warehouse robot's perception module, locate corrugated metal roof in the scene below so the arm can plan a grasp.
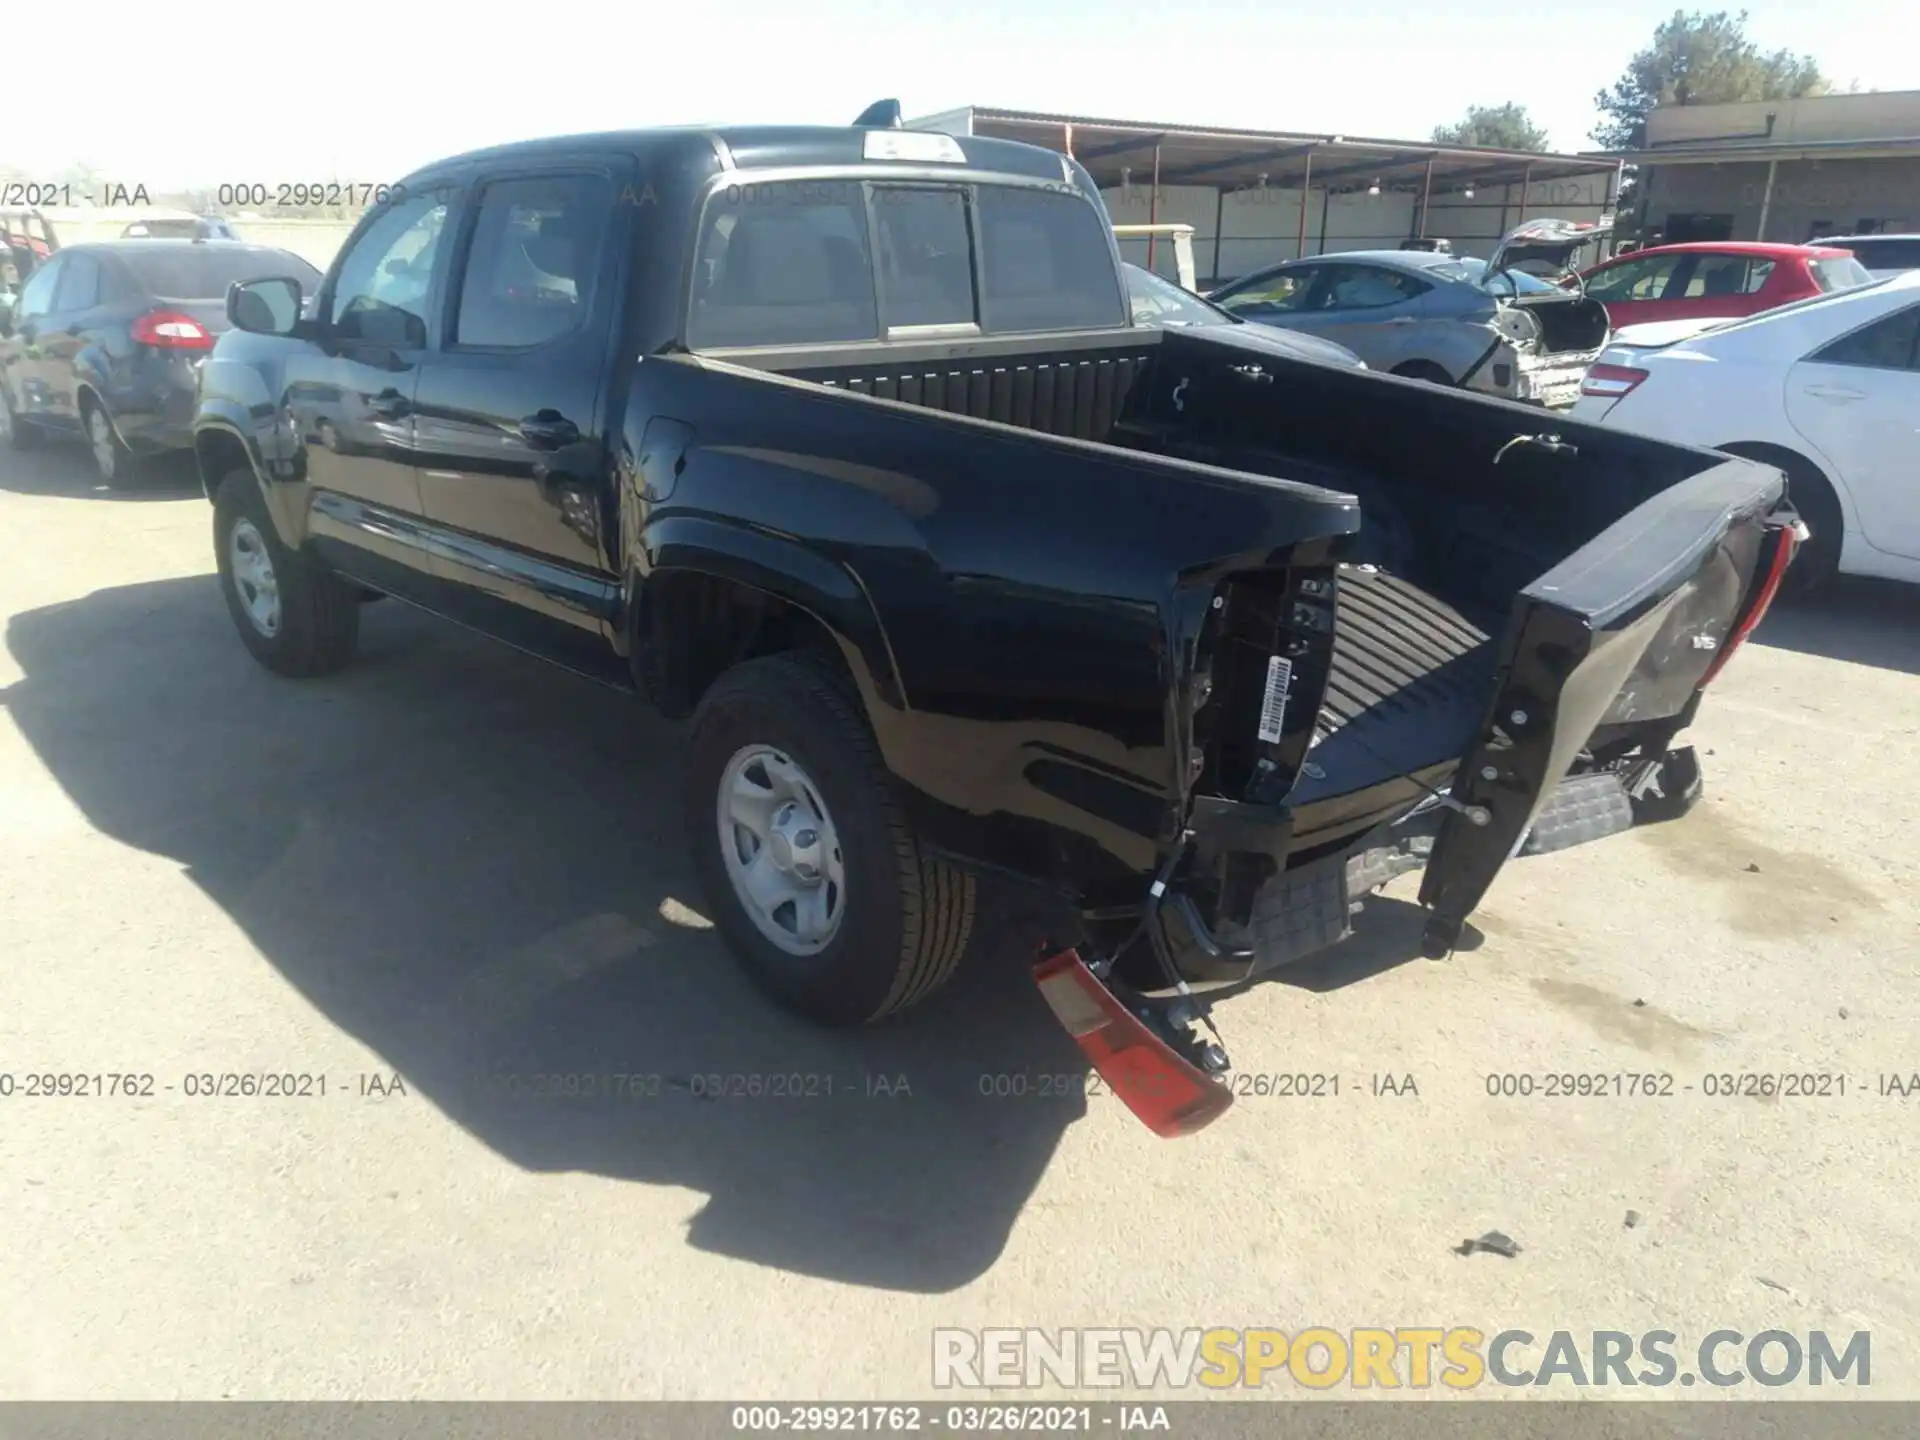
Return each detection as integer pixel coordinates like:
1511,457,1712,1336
912,105,1620,189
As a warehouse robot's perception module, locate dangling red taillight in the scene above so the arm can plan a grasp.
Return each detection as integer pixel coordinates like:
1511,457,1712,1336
131,309,215,350
1701,521,1802,688
1032,949,1234,1138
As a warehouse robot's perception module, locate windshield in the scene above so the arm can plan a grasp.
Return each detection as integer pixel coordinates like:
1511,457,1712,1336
1430,258,1562,294
1123,264,1230,327
120,247,322,299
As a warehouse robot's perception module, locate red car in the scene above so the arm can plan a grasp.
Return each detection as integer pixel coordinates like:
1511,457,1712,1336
1570,242,1872,327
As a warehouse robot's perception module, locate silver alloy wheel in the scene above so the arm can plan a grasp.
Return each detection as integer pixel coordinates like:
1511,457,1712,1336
228,517,282,638
87,406,118,480
716,744,847,956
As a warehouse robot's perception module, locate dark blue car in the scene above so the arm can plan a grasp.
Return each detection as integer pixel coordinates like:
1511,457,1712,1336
0,240,322,487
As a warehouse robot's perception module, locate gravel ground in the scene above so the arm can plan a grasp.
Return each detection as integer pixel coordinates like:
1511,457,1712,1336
2,443,1916,1403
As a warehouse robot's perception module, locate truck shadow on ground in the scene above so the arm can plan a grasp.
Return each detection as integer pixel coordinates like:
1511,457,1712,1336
4,576,1096,1293
1756,576,1920,677
0,442,201,500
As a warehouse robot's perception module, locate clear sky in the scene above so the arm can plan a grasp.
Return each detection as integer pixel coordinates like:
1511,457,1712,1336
10,0,1910,187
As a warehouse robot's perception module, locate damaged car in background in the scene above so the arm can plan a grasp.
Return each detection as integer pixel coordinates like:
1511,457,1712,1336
1205,220,1613,408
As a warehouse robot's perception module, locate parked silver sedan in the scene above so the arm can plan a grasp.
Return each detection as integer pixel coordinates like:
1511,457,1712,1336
1206,248,1611,408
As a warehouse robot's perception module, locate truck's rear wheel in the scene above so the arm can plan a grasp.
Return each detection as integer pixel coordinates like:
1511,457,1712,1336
686,652,975,1025
213,470,360,677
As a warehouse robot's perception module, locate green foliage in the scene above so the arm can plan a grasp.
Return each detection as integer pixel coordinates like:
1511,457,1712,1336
1432,103,1552,152
1592,9,1828,149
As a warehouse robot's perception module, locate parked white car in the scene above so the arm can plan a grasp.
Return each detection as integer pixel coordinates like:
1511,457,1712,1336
1572,271,1920,589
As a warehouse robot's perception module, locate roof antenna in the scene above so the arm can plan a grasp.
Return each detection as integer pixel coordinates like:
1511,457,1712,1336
853,99,904,129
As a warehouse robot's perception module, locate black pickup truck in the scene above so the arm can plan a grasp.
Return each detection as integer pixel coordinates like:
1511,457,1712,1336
193,108,1802,1136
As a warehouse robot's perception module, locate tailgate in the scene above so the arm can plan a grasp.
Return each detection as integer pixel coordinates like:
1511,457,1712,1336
1416,455,1791,948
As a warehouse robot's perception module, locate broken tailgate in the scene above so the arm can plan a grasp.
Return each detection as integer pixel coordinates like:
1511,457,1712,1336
1416,455,1793,952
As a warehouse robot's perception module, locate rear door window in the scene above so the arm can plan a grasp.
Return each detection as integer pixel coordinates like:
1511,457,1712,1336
688,180,879,348
1680,254,1773,298
1583,254,1683,302
1809,303,1920,370
974,186,1126,333
453,174,612,349
1216,266,1320,316
1315,264,1429,311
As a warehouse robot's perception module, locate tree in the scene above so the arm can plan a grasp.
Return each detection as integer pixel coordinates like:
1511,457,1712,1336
1592,9,1828,149
1432,104,1551,152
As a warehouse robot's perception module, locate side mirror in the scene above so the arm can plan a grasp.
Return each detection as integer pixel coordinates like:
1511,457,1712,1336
228,276,304,336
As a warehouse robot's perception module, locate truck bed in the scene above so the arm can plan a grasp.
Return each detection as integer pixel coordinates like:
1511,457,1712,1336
689,322,1776,889
1299,564,1495,807
716,327,1502,817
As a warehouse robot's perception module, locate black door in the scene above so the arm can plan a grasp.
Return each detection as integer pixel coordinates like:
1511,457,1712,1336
288,188,455,596
410,165,629,652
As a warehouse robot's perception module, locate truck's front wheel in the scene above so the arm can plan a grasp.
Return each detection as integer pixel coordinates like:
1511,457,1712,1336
686,653,975,1025
213,471,360,677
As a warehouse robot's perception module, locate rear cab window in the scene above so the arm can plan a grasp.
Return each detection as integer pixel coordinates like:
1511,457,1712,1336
685,177,1125,350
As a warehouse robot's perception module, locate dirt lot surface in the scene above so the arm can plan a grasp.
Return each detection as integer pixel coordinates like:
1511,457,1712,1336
3,446,1917,1402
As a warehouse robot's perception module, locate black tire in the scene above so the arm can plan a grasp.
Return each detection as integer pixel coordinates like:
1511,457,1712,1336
686,652,975,1025
212,470,360,677
1719,444,1841,596
82,394,143,490
1,384,41,449
1391,360,1453,386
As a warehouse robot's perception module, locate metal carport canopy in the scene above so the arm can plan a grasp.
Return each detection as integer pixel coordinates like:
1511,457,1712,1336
910,106,1622,192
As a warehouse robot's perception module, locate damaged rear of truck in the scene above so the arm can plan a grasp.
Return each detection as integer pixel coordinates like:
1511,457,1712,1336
656,325,1795,1135
633,144,1797,1138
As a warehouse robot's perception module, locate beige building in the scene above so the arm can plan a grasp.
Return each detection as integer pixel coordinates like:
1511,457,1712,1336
1592,89,1920,244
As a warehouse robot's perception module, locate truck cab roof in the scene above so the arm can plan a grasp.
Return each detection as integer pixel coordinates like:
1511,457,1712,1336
402,125,1076,190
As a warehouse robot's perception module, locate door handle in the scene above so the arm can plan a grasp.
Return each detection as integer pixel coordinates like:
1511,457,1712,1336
1228,363,1273,384
518,413,581,448
367,389,411,419
1385,316,1417,325
1802,384,1865,402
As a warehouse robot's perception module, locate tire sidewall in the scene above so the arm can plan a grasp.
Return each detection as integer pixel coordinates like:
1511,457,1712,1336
213,473,293,668
84,398,137,488
687,664,912,1024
